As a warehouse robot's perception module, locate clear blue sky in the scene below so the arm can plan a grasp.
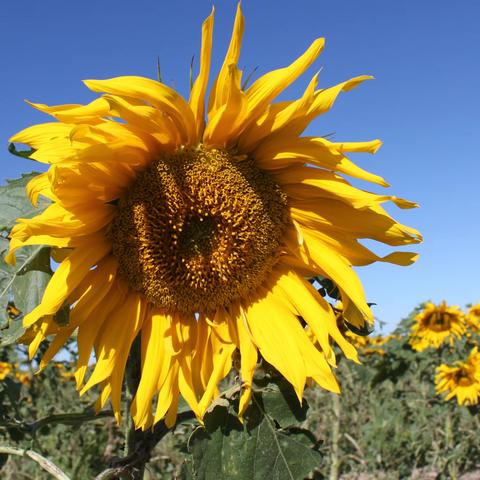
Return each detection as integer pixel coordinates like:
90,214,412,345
1,0,479,331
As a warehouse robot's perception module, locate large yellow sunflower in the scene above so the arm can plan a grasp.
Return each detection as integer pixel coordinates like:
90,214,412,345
6,5,420,429
409,301,465,352
435,347,480,406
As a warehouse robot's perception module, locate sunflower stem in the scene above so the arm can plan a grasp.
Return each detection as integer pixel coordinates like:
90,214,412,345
123,336,144,479
445,412,458,479
329,392,341,480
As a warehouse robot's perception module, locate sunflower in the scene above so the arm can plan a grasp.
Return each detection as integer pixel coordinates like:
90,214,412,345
15,371,31,385
409,301,465,352
435,347,480,406
0,362,12,381
466,303,480,333
6,5,420,429
344,332,396,356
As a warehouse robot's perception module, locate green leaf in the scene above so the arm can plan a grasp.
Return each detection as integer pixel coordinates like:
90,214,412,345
0,316,25,347
254,377,309,428
1,376,22,404
0,174,52,343
11,246,52,316
0,240,52,339
0,172,48,232
184,399,322,480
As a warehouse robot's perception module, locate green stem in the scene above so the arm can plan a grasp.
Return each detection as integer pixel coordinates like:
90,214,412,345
329,392,341,480
123,337,143,479
0,445,70,480
445,413,457,479
0,410,114,435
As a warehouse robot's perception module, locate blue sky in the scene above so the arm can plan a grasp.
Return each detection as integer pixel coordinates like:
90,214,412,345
1,0,479,331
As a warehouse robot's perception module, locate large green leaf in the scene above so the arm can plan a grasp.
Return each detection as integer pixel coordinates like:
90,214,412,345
0,240,52,345
252,376,309,428
183,383,321,480
0,172,48,232
0,173,52,344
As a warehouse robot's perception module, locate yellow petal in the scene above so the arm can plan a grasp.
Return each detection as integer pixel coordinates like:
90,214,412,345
103,95,180,148
256,136,389,187
84,76,196,145
284,75,373,137
203,64,247,147
244,289,307,400
208,3,244,115
288,197,422,246
244,38,325,127
189,7,215,141
273,165,418,209
22,235,111,328
285,226,373,324
131,310,172,428
276,268,358,364
10,122,74,149
80,292,144,394
238,73,319,152
75,279,128,389
25,99,109,125
228,302,258,418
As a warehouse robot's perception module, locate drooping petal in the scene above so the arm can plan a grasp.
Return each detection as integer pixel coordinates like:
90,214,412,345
273,165,418,209
131,310,173,429
255,136,388,187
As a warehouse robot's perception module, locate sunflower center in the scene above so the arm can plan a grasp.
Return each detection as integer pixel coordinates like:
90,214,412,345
455,368,474,387
109,146,289,314
426,312,451,332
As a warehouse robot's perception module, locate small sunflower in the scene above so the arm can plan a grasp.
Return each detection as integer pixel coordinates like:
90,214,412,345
344,331,369,350
0,362,12,381
15,371,31,385
466,303,480,333
409,301,465,352
435,347,480,406
6,5,420,428
344,333,396,356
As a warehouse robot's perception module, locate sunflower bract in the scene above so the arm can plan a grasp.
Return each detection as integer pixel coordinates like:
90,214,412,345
6,4,421,429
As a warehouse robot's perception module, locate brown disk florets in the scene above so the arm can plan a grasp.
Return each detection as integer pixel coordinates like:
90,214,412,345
109,147,289,314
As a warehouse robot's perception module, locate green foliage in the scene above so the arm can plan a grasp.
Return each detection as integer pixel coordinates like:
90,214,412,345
0,172,48,233
183,378,320,480
0,173,51,343
304,311,480,479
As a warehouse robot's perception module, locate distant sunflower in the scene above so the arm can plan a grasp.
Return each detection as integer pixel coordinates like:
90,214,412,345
344,333,396,356
6,5,420,429
409,302,465,351
0,362,12,381
466,303,480,333
435,347,480,406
